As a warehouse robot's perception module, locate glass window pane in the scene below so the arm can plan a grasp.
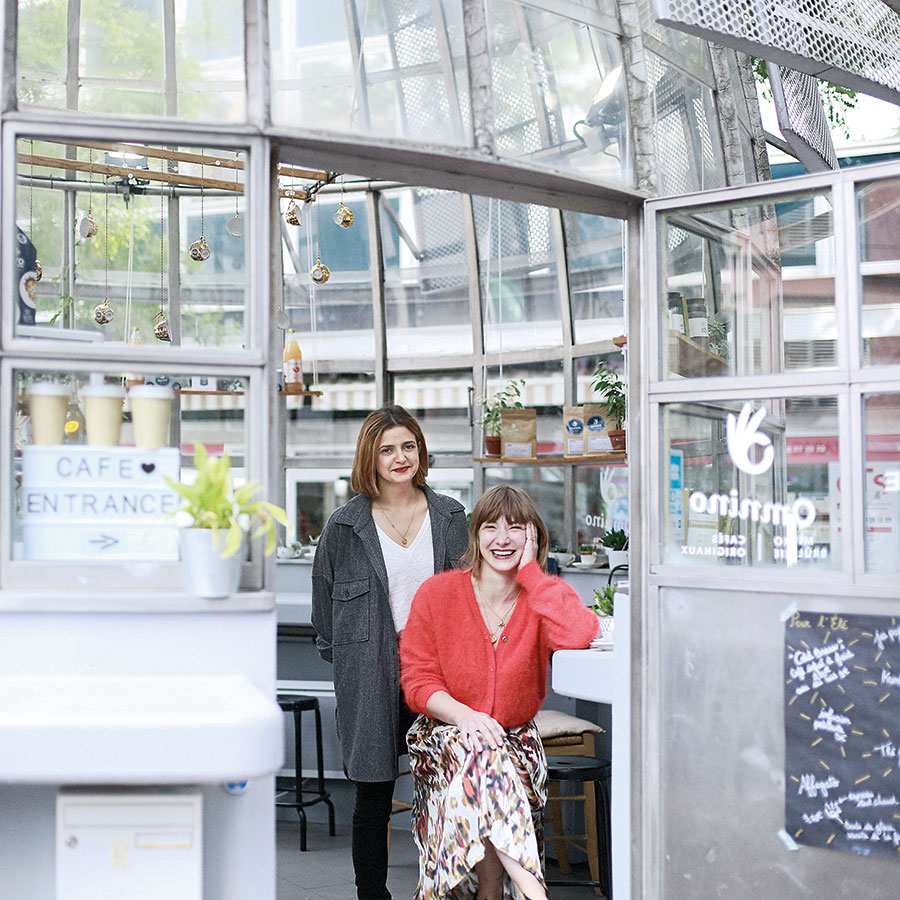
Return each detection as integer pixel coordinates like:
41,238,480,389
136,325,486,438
17,0,246,122
12,367,249,564
473,199,562,354
857,178,900,367
282,190,375,366
479,362,564,457
575,461,629,551
484,466,565,550
382,189,472,358
659,190,836,379
647,51,726,196
661,397,840,569
564,212,625,344
487,0,632,185
862,393,900,574
394,373,472,455
270,0,471,147
15,140,250,351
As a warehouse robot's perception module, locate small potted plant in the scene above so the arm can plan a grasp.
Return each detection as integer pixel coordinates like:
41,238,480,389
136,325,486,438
165,442,289,598
590,361,626,451
476,378,525,456
592,584,616,641
578,542,597,565
601,527,629,570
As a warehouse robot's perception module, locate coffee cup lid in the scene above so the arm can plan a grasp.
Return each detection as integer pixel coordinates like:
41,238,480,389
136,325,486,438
27,382,69,396
83,383,126,398
128,384,175,400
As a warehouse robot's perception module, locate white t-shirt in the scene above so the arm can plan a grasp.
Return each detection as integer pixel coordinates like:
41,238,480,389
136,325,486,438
376,509,434,633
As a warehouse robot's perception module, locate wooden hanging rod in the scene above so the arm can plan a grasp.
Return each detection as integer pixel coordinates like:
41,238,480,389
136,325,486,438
18,153,322,200
38,139,331,181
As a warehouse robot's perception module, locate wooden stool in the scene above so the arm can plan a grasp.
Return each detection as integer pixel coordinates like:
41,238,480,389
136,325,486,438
535,709,607,897
276,695,336,851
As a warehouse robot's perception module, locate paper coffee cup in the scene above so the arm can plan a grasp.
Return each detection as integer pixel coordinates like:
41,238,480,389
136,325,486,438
27,382,70,445
129,384,174,450
83,383,125,446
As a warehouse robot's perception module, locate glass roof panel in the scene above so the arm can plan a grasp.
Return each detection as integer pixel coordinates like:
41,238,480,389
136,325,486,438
17,0,246,121
270,0,472,146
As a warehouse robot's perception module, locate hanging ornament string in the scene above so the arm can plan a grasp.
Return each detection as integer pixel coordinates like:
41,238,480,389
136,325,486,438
497,198,504,382
122,192,136,340
226,151,244,238
189,155,210,261
29,140,42,281
333,176,354,228
154,180,171,341
78,150,98,240
93,177,114,325
310,197,330,284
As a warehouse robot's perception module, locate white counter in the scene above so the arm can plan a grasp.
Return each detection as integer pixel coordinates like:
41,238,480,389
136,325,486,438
551,590,630,900
0,674,283,783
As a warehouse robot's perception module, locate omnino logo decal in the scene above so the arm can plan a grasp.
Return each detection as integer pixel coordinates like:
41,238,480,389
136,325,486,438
726,403,775,476
684,402,819,560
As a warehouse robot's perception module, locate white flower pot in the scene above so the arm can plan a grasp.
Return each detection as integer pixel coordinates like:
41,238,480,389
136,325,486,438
180,528,242,599
597,616,615,641
606,549,629,570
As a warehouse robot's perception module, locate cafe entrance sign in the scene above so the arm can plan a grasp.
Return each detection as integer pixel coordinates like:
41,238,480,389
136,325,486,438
21,446,180,560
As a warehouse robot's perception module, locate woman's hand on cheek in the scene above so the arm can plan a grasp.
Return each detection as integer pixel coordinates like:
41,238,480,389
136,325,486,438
519,522,538,570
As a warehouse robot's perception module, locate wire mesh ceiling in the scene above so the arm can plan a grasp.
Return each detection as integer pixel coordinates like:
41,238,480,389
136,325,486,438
653,0,900,104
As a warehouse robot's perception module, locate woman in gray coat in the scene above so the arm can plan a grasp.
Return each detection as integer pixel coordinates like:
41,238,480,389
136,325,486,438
312,405,468,900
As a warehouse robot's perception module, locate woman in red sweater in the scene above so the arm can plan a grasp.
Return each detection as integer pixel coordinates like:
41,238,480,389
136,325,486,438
400,485,599,900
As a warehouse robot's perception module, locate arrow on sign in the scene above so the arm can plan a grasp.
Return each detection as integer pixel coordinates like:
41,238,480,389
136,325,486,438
89,535,120,551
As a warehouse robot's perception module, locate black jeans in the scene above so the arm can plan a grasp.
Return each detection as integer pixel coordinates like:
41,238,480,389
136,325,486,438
350,698,416,900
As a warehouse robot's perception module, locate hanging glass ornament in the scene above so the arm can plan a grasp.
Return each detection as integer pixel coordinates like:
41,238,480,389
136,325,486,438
333,202,354,228
155,184,170,342
93,179,115,325
310,256,330,284
285,198,302,226
226,152,244,237
189,157,211,261
29,140,42,281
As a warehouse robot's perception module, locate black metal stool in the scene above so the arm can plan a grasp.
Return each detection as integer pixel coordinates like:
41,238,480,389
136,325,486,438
276,694,336,851
544,755,612,899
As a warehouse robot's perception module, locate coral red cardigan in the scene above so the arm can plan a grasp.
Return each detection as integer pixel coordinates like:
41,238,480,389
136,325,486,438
400,561,600,729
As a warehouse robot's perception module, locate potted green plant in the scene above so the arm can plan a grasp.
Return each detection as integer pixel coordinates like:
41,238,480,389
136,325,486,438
165,442,289,598
578,542,597,565
601,527,629,570
476,378,525,456
590,361,626,451
592,584,616,641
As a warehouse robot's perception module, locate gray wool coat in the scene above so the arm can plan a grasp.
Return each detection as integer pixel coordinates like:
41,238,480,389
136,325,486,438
310,484,468,782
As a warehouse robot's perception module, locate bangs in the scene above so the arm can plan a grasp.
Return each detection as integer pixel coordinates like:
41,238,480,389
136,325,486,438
473,485,533,529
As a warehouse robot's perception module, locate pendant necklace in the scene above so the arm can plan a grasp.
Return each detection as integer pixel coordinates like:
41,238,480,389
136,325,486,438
474,582,521,644
378,494,421,546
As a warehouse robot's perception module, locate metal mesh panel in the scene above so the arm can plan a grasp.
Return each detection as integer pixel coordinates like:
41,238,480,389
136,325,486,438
769,64,838,172
648,52,727,195
654,0,900,102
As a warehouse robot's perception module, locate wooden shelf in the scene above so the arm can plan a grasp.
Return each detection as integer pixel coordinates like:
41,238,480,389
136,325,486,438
173,389,323,396
668,331,728,377
475,453,626,465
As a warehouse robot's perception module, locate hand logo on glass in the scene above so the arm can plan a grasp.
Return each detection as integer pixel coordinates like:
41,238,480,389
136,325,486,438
726,403,775,476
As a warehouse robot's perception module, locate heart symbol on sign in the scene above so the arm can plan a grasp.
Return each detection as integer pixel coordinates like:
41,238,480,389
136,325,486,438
141,463,156,474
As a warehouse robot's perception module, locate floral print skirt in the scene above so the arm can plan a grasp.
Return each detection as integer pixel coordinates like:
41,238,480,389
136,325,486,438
406,714,548,900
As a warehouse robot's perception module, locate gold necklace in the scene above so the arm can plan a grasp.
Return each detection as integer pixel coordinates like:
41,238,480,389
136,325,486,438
376,494,421,546
473,582,521,644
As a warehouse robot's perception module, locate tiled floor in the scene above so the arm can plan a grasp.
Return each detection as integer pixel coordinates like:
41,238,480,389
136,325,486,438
276,809,601,900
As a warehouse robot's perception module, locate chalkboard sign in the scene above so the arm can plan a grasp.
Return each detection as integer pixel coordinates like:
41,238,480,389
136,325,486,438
784,610,900,859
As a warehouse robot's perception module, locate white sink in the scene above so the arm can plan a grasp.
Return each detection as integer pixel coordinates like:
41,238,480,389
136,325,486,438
0,674,283,784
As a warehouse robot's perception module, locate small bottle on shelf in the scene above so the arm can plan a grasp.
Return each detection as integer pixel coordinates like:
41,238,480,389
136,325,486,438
283,329,304,394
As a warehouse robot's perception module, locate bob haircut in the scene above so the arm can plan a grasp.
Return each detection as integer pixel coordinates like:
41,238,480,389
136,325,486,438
350,405,429,498
461,484,549,576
